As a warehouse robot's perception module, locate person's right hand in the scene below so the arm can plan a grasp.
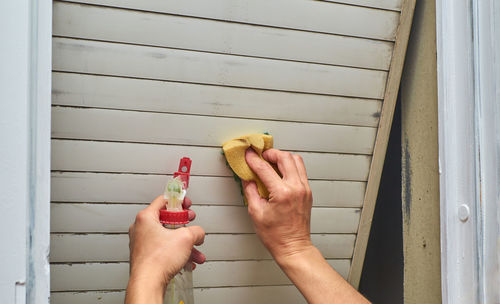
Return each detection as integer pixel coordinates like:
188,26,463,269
243,148,314,263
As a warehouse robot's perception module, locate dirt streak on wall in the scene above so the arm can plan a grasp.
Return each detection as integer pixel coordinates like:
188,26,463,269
400,0,442,303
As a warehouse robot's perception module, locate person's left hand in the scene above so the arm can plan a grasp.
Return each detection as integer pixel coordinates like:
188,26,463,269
127,195,206,298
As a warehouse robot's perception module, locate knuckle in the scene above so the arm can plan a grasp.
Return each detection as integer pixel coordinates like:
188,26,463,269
135,210,148,223
293,154,303,162
178,227,194,243
282,151,293,159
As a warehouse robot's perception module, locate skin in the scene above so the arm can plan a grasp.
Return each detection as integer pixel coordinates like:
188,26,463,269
126,148,370,304
243,148,370,304
125,196,205,304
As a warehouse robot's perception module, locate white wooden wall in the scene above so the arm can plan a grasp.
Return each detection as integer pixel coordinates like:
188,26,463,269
50,1,403,302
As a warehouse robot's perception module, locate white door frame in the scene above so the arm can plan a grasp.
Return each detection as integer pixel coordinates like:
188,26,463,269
0,0,52,303
436,0,500,303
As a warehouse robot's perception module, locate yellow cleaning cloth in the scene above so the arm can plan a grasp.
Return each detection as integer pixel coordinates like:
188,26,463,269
222,134,274,201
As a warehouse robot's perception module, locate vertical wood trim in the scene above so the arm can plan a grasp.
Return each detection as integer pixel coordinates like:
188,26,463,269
27,0,52,302
348,0,416,288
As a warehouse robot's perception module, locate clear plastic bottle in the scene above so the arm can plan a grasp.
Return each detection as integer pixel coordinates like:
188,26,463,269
164,222,194,304
160,157,194,304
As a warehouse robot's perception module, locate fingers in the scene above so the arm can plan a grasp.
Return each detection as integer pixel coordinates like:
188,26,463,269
243,180,265,220
191,247,206,264
183,197,196,221
242,180,261,204
187,209,196,221
183,197,192,209
187,226,205,246
262,149,300,183
245,149,282,191
145,195,166,214
292,154,310,188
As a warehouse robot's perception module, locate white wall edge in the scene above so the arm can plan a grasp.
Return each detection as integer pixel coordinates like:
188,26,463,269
27,0,52,303
436,0,480,303
0,0,51,303
436,0,500,303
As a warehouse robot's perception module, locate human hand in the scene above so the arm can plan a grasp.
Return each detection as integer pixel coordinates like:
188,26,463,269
126,195,205,303
243,148,314,264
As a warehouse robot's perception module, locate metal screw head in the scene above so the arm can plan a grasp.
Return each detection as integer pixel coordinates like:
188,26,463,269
458,204,470,222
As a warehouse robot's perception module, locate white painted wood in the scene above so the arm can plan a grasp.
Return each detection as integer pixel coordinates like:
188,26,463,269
0,0,51,302
193,285,305,304
58,0,400,40
52,73,382,127
53,2,394,70
51,107,377,154
436,0,480,302
50,204,361,234
50,233,355,262
51,291,126,304
51,173,366,208
52,38,388,99
51,260,350,291
51,140,371,181
51,286,308,304
320,0,402,11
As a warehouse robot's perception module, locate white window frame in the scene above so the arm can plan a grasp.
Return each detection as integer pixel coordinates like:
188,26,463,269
0,0,51,303
436,0,500,303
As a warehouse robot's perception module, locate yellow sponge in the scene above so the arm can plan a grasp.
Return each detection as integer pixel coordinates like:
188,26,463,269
222,134,273,201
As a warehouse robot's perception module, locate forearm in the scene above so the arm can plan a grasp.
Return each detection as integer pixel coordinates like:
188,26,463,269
125,273,165,304
276,246,370,304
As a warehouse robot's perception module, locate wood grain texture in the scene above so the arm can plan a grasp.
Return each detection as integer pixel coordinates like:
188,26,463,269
50,203,361,234
50,233,356,262
348,0,417,288
57,0,400,40
51,172,366,208
52,38,388,99
53,2,394,70
51,107,377,154
51,286,308,304
52,72,382,127
51,260,350,291
320,0,402,11
51,140,371,181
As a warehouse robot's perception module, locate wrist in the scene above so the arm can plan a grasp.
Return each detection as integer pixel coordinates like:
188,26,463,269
273,241,317,269
126,266,166,304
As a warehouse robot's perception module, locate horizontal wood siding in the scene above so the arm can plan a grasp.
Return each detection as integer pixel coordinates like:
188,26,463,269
51,260,350,291
53,38,388,99
53,2,394,70
57,0,400,40
50,234,356,262
52,72,382,127
51,172,366,208
51,107,377,154
51,0,401,301
51,286,307,304
50,204,361,234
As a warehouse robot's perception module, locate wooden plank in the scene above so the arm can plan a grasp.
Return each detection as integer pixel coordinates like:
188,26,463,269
50,172,366,208
51,140,371,181
51,291,126,304
348,0,417,289
52,38,388,99
320,0,402,11
51,107,377,154
51,286,308,304
50,233,356,262
52,73,382,127
57,0,400,40
50,260,350,291
50,203,361,234
53,2,394,70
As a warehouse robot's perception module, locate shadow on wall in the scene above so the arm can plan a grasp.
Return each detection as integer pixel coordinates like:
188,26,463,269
358,96,403,304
